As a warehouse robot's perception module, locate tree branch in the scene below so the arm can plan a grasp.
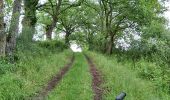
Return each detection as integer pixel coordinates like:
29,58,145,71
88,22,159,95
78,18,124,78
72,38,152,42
59,0,84,14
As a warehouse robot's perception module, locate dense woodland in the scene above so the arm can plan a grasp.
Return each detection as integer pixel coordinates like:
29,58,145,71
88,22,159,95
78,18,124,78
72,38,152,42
0,0,170,99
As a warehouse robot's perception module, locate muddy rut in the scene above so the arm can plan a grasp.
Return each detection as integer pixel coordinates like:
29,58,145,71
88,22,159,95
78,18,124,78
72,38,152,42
32,55,75,100
85,54,103,100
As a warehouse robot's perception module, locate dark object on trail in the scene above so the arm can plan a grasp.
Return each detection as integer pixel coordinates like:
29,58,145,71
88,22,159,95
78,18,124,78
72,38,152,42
115,92,126,100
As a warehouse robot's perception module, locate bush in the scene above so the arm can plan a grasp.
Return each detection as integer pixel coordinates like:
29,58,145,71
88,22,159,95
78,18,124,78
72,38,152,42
38,40,67,52
135,60,161,80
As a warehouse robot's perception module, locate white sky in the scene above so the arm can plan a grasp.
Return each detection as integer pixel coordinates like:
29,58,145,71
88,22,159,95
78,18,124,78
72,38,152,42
164,2,170,26
39,0,47,4
70,41,82,52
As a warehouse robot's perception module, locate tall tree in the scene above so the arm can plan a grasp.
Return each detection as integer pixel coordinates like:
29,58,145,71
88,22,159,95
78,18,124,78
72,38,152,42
6,0,21,61
45,0,62,40
58,8,78,46
99,0,163,55
77,1,100,50
0,0,6,57
37,0,84,40
22,0,39,41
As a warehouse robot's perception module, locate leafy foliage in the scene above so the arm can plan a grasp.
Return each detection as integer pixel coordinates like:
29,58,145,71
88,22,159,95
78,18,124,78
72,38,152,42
38,40,67,51
1,0,170,99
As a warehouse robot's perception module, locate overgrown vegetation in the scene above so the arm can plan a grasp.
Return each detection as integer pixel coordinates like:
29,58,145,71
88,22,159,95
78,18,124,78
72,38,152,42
38,40,68,52
0,0,170,99
88,52,170,100
0,42,72,99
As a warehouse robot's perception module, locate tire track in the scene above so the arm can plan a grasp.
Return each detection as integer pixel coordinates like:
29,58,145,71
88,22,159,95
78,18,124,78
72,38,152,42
32,54,75,100
85,54,103,100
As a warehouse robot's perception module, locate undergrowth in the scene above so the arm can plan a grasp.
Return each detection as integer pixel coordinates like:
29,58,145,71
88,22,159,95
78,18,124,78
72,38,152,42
87,51,170,100
0,41,72,99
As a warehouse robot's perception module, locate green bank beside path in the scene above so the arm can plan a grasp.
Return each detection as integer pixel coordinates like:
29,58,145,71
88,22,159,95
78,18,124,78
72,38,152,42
87,52,170,100
0,49,72,99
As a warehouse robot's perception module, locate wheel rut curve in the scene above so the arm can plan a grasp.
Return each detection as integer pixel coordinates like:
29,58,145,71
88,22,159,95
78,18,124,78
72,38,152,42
85,54,103,100
32,54,75,100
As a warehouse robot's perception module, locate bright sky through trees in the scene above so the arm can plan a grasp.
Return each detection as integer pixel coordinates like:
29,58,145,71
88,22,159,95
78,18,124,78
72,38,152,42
1,0,170,99
165,2,170,27
37,0,170,52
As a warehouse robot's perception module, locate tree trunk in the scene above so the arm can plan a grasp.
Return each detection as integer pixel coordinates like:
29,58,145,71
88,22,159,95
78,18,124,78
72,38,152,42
0,35,6,57
65,31,71,46
22,0,38,41
106,34,114,55
103,33,108,53
103,6,112,53
45,0,62,40
101,12,107,53
0,0,6,57
45,18,57,40
6,0,21,62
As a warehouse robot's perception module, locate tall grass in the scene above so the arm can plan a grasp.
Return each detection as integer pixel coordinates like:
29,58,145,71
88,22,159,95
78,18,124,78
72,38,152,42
87,52,170,100
0,42,72,99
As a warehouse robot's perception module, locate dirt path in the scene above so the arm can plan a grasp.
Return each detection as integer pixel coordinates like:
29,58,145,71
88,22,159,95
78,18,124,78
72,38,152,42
85,54,103,100
32,55,75,100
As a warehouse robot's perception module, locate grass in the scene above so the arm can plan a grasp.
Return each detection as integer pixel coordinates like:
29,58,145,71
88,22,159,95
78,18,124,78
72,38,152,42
87,51,170,100
47,53,93,100
2,47,169,100
0,44,72,99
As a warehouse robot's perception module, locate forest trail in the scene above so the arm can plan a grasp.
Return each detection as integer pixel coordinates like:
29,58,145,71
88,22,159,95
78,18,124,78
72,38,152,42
3,51,169,100
28,52,168,100
33,53,103,100
32,55,75,100
1,0,169,99
85,54,103,100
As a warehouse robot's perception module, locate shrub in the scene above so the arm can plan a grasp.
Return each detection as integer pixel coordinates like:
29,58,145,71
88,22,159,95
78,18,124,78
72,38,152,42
38,40,67,52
